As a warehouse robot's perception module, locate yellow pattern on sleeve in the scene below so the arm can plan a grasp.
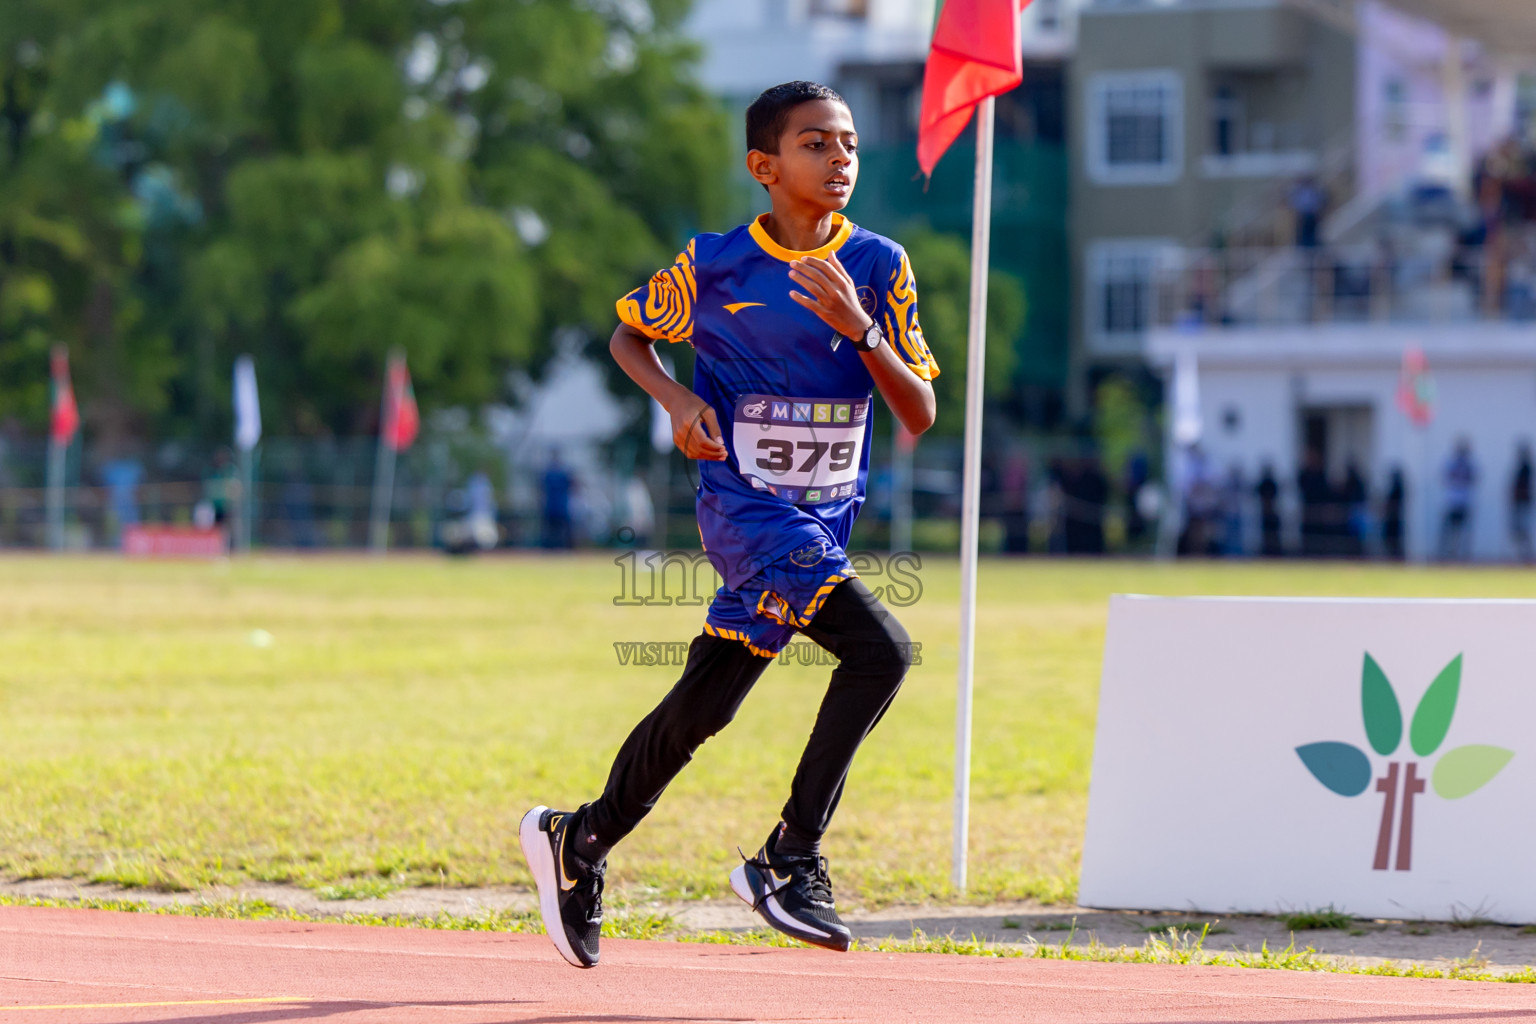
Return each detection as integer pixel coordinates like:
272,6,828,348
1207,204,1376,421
617,240,696,343
881,250,940,381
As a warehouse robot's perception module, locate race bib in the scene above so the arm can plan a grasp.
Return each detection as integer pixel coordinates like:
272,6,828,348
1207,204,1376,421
733,394,869,505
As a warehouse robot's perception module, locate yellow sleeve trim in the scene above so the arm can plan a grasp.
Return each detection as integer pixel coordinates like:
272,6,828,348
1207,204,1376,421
883,251,940,380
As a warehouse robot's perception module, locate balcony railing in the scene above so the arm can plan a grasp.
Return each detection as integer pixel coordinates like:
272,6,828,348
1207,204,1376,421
1150,243,1536,330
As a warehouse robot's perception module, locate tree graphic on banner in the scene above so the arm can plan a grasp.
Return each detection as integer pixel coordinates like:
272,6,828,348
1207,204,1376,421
1296,654,1512,870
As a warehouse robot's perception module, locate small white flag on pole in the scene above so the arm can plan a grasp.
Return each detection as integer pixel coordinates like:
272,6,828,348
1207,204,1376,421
232,355,261,553
233,355,262,452
1172,350,1201,447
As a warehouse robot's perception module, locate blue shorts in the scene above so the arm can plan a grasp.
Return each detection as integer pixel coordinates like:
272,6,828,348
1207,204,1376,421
702,537,857,657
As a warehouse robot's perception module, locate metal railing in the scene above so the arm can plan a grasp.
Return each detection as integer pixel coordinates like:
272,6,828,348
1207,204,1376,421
1150,242,1536,330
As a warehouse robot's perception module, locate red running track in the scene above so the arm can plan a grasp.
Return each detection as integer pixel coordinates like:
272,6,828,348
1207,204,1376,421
3,906,1536,1023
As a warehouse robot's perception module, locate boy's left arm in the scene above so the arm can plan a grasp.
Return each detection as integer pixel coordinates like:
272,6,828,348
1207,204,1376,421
788,252,936,435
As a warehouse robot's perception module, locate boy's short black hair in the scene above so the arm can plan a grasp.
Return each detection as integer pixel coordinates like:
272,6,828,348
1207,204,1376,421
746,81,848,154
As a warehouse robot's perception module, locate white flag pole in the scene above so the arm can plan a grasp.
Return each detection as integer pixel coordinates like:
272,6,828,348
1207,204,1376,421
233,355,262,555
952,94,996,894
45,433,67,552
370,351,400,554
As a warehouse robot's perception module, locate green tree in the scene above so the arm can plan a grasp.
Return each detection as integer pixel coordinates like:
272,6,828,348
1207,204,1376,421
0,0,729,441
896,228,1024,437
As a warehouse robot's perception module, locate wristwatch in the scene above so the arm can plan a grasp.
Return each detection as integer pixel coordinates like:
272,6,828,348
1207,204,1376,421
849,321,883,353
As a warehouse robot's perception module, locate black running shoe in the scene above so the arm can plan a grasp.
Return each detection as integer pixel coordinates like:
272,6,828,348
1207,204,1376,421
729,826,852,952
519,806,604,968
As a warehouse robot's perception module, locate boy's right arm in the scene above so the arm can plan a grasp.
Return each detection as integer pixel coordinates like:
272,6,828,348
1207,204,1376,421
609,325,727,462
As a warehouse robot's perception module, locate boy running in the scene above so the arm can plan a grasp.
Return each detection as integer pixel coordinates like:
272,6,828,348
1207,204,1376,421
520,81,939,968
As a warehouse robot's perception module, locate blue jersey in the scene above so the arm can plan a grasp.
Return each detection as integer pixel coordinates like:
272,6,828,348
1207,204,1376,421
618,213,937,652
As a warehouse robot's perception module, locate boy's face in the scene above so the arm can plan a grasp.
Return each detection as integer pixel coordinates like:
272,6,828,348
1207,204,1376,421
748,99,858,211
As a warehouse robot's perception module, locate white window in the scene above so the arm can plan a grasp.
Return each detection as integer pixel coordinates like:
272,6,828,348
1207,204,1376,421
1087,240,1176,354
1087,70,1183,185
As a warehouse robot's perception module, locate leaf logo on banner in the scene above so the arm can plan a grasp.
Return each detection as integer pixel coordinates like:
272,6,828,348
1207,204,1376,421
1294,653,1513,871
1361,654,1402,756
1295,742,1372,796
1410,655,1460,758
1434,745,1515,799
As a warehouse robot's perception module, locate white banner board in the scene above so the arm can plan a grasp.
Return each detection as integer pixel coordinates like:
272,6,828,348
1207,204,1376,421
1080,596,1531,922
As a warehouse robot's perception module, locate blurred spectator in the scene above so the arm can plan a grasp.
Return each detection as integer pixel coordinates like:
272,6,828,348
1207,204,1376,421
1382,468,1406,560
540,451,575,549
467,470,498,545
1256,462,1282,557
1177,444,1220,556
203,447,238,530
999,449,1031,554
1123,450,1150,545
1290,176,1327,249
1440,438,1478,561
1510,441,1533,563
1066,456,1107,555
1044,458,1066,554
1219,463,1246,556
101,458,143,543
1297,450,1332,557
1342,461,1369,558
468,470,496,521
281,476,319,548
442,471,499,555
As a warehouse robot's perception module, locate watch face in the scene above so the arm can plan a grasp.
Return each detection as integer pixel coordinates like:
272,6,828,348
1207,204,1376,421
861,324,881,351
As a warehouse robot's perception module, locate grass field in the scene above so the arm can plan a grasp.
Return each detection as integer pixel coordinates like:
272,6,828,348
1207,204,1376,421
3,554,1534,909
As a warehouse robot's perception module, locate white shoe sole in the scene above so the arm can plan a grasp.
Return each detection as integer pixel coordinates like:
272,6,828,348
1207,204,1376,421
730,862,843,948
729,863,755,907
519,806,591,968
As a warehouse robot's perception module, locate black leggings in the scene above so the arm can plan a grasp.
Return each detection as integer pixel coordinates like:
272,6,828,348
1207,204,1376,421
583,577,912,850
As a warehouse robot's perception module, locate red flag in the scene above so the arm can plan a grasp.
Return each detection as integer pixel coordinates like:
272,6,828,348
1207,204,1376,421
49,346,79,444
383,353,420,451
1397,346,1435,426
917,0,1027,177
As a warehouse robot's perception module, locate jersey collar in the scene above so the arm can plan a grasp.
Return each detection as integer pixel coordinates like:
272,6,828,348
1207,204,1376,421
748,213,854,263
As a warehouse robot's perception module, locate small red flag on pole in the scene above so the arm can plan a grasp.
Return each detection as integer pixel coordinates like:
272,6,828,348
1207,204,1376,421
46,345,78,551
383,352,420,451
1397,346,1435,426
917,0,1027,177
50,346,80,444
371,349,417,553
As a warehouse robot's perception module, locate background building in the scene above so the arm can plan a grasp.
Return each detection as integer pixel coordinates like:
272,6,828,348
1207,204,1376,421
1101,0,1536,560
